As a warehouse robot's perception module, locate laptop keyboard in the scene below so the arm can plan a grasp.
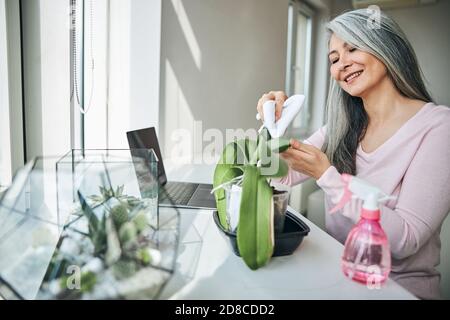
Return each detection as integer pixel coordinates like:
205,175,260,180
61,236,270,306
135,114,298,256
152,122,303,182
159,181,198,205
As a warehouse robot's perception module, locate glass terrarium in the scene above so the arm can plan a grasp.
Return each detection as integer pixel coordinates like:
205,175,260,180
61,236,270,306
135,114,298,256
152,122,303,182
0,158,66,300
0,149,202,300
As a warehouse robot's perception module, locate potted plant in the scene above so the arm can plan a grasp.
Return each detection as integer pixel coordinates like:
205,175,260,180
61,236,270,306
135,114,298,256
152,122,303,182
213,127,290,270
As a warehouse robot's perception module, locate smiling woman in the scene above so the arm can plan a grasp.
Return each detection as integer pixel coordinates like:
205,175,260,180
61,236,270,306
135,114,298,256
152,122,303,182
323,11,433,174
259,9,450,300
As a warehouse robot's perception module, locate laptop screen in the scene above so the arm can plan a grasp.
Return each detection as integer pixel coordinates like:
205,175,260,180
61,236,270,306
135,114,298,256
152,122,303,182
126,127,167,186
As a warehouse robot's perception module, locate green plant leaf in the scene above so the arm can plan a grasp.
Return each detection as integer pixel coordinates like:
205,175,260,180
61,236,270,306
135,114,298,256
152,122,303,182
268,138,290,153
259,127,271,141
115,185,124,197
235,138,253,165
218,140,238,165
105,216,122,266
237,166,274,270
112,259,137,280
256,140,289,178
218,138,257,166
110,203,129,229
260,154,289,178
244,138,258,165
92,214,107,256
214,139,253,229
257,138,270,166
80,272,97,293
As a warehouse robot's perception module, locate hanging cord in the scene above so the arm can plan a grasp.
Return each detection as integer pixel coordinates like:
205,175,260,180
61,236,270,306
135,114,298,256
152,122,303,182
210,175,244,194
72,0,95,115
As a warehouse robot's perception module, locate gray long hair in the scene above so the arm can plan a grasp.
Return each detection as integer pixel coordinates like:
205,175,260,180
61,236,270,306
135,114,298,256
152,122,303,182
323,9,432,174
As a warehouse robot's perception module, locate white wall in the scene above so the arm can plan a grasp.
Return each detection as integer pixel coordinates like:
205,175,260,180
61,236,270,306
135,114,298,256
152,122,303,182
83,0,109,149
101,0,130,149
129,0,161,134
384,1,450,107
40,0,71,157
159,0,290,158
21,0,71,159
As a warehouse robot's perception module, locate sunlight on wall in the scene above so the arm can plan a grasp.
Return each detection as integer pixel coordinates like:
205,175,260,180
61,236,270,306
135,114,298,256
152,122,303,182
40,0,71,158
170,0,202,70
107,0,130,149
84,0,108,149
164,58,195,162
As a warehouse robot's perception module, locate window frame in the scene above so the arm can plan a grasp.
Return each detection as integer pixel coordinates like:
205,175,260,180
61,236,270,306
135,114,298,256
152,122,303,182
285,0,315,135
0,0,25,189
0,0,10,188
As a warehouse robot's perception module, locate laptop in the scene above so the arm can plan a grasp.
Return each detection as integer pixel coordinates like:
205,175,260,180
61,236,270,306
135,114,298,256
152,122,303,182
126,127,216,209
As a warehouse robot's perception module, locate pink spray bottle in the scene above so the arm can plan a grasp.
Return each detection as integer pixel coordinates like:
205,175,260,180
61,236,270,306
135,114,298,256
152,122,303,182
330,174,396,287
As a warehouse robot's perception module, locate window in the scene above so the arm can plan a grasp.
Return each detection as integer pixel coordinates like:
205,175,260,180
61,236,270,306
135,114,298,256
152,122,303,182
0,0,23,189
286,1,314,136
0,0,11,189
72,0,161,151
71,0,107,150
0,0,25,193
0,0,161,194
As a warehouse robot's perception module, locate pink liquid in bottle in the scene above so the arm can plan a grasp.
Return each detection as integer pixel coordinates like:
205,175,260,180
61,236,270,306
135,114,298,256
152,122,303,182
341,208,391,286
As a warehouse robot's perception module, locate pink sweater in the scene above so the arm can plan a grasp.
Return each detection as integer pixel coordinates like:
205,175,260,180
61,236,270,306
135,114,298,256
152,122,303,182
279,102,450,299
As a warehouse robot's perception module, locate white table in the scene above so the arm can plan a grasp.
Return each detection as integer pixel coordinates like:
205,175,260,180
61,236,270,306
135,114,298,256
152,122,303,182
160,159,416,300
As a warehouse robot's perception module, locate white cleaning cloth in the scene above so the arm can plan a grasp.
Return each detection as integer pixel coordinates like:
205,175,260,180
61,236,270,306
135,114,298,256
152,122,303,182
256,94,305,138
227,184,242,232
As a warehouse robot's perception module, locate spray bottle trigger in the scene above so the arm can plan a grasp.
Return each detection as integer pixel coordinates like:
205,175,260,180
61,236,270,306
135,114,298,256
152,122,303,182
330,184,353,214
329,173,355,214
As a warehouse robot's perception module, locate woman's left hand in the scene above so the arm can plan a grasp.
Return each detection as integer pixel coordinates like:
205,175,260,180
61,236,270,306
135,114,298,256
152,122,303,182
280,139,331,180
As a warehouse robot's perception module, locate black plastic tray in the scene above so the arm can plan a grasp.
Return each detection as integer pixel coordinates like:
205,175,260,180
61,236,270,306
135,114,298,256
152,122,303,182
213,210,310,257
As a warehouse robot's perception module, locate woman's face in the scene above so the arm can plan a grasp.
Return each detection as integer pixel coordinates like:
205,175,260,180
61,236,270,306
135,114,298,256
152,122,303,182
328,33,388,97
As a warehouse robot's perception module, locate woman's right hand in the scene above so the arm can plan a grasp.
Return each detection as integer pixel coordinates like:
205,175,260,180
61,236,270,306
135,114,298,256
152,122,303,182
256,91,288,122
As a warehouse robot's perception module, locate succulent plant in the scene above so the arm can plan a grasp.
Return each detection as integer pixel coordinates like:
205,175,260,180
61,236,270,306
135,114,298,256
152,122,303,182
112,259,137,280
135,248,152,266
80,271,97,293
75,185,161,288
131,211,148,233
105,216,122,266
119,222,138,246
88,185,141,212
110,203,129,228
